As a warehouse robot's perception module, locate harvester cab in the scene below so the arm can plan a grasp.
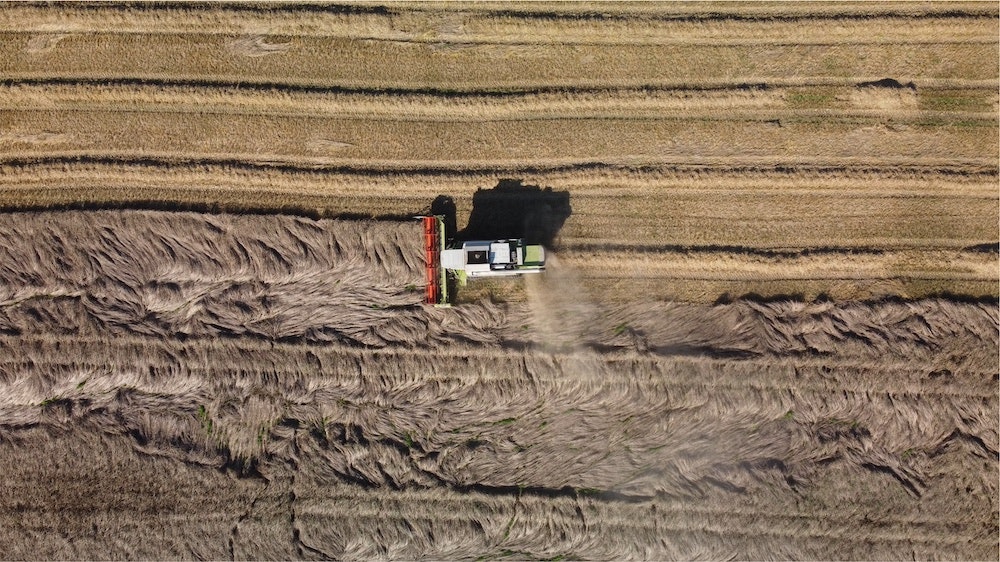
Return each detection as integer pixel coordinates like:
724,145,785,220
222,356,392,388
419,215,545,306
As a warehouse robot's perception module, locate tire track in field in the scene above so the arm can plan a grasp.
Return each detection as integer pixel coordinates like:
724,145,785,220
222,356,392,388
3,154,998,176
4,75,998,93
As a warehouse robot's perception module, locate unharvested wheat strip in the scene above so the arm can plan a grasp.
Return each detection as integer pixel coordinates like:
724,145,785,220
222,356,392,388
533,167,1000,190
2,160,994,197
0,111,994,163
566,191,999,217
562,213,997,250
581,270,996,283
2,34,996,89
0,83,995,123
0,1,995,44
567,185,1000,199
0,83,785,117
1,14,995,46
561,250,999,282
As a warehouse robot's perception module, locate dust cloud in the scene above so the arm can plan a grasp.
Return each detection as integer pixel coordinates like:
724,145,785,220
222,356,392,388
523,254,605,351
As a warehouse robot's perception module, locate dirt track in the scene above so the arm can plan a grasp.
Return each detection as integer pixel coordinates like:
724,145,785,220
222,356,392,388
0,1,997,560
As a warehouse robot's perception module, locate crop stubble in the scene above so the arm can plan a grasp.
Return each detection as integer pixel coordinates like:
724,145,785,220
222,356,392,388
0,1,997,560
0,210,996,559
0,1,996,300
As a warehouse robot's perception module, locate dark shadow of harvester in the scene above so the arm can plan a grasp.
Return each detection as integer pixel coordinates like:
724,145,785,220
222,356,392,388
457,178,572,247
430,194,458,241
426,179,571,305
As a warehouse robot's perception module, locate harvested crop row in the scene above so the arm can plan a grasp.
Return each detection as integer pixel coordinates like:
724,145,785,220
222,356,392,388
0,209,994,559
558,249,999,302
0,210,995,360
0,325,995,559
0,166,994,300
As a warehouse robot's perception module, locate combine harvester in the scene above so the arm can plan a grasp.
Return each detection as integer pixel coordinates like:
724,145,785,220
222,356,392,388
420,215,545,305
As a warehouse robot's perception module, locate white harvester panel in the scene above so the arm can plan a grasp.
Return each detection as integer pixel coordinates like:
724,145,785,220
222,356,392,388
439,237,544,278
463,242,493,275
440,249,465,271
490,242,512,266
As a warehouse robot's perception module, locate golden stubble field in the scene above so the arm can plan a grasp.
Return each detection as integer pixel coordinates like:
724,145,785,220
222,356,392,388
0,2,996,560
0,0,997,301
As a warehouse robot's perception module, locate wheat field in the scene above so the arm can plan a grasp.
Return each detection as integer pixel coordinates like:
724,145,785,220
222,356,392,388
0,2,997,560
0,210,996,560
1,1,997,300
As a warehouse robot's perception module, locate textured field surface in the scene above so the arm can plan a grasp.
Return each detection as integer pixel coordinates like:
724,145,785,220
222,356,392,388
0,1,997,300
0,2,997,560
0,210,996,560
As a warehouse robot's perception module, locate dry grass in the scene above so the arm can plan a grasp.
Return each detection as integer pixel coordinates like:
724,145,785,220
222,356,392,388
1,106,995,165
560,248,999,302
